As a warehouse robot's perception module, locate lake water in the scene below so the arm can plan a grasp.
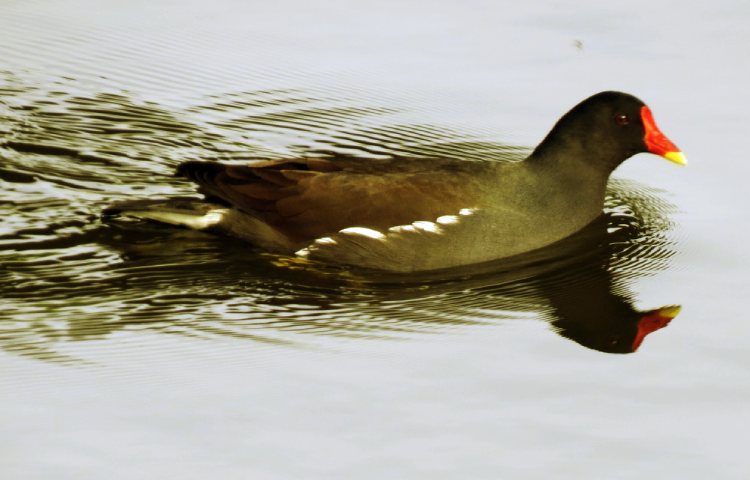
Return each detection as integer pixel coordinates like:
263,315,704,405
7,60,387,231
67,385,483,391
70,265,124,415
2,1,749,478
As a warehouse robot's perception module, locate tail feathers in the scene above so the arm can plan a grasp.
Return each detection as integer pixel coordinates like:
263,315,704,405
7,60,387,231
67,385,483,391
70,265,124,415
175,161,230,202
102,197,227,230
176,161,225,183
102,197,301,252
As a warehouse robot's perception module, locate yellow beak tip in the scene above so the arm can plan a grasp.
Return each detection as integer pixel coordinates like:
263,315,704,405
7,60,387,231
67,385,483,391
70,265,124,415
658,305,682,318
663,151,688,166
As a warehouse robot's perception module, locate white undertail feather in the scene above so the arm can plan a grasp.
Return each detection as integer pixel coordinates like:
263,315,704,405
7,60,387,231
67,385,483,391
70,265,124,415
111,203,300,252
126,209,228,230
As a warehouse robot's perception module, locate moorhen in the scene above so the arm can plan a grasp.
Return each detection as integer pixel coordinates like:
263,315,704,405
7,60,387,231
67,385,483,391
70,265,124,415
104,91,685,272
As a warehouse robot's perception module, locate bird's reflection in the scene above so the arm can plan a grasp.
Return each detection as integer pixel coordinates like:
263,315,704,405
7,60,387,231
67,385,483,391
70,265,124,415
550,288,678,354
530,214,679,353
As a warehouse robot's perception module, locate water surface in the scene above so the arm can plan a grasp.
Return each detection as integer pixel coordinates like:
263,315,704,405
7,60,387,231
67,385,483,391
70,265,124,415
2,1,749,479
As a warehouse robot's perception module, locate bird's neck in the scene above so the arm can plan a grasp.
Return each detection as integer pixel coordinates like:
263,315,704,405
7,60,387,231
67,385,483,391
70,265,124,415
513,138,612,231
528,120,624,176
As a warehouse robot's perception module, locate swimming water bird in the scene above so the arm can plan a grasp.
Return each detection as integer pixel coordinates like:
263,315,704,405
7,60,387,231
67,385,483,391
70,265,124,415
104,91,685,272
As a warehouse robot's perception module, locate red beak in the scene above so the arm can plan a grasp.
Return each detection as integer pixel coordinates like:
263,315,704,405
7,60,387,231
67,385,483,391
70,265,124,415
632,305,681,351
640,106,687,165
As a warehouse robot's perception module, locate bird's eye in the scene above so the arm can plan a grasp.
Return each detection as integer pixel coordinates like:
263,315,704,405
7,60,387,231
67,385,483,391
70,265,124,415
614,114,630,126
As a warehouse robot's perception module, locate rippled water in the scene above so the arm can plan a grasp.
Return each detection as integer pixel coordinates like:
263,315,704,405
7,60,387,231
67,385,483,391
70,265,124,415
3,1,750,479
0,74,678,359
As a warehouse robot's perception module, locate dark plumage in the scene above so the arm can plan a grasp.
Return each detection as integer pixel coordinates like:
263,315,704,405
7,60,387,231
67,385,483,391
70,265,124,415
104,91,685,272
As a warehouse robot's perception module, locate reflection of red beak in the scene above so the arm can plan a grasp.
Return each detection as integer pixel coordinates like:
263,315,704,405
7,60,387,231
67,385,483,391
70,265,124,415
641,106,687,166
632,305,681,351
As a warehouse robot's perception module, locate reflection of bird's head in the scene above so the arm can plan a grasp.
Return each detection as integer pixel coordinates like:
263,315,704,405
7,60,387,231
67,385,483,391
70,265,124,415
552,302,680,354
631,305,680,352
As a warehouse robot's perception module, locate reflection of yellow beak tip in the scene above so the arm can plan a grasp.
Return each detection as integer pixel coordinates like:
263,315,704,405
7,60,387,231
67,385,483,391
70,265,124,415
664,151,688,166
658,305,682,318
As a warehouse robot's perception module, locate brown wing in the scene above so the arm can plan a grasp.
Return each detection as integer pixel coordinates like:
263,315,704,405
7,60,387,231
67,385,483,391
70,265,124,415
176,158,340,213
176,157,481,241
